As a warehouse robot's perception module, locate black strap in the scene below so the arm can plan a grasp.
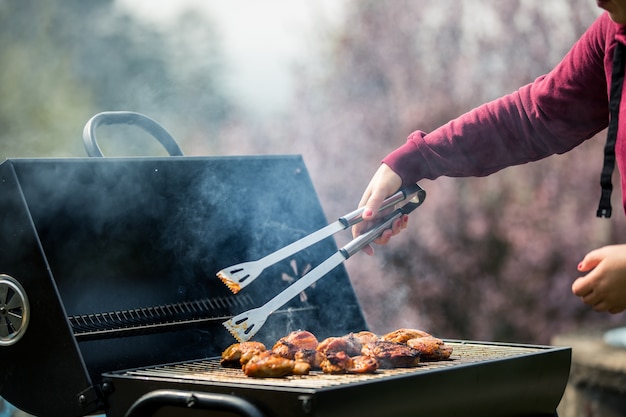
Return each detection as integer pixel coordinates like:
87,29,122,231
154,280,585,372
598,41,626,218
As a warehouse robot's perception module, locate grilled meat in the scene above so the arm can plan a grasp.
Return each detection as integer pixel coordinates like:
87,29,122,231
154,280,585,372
380,328,452,361
318,351,379,374
361,340,421,368
220,341,266,368
317,335,361,356
294,349,324,369
242,351,300,378
222,328,450,378
407,336,453,361
320,351,353,374
273,330,319,359
232,332,319,377
351,331,379,345
381,328,432,344
349,355,379,374
292,359,312,375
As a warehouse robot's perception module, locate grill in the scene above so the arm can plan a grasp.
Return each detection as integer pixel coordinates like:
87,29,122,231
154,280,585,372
107,341,569,417
0,153,571,417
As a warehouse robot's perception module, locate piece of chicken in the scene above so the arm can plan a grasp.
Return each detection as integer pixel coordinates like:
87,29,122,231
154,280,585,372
320,351,353,374
220,341,267,368
242,351,300,378
317,335,362,357
319,351,380,374
407,336,453,361
381,328,432,344
273,330,319,359
292,359,312,375
361,340,421,368
294,349,325,369
348,355,379,374
350,331,379,345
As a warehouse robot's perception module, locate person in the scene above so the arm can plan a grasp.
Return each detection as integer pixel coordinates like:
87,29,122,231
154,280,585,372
353,0,626,314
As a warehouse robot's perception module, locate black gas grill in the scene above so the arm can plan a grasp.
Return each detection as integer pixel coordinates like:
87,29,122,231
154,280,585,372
0,156,571,417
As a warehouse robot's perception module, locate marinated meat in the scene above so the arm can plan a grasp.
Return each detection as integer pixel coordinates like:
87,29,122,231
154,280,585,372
220,341,266,368
320,351,353,374
294,349,324,369
242,351,298,378
317,335,361,356
292,359,312,375
407,336,453,361
351,331,379,345
348,355,379,374
222,328,450,378
361,340,421,368
273,330,319,359
381,328,432,344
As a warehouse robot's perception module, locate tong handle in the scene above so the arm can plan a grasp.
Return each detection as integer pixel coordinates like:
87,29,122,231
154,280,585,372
221,184,426,341
339,183,424,227
340,190,425,258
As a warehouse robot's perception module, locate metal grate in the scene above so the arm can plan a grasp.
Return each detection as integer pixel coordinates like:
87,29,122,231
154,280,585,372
68,294,256,341
121,342,545,389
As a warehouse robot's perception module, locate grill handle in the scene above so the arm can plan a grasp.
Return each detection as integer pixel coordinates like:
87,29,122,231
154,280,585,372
83,111,184,157
124,389,265,417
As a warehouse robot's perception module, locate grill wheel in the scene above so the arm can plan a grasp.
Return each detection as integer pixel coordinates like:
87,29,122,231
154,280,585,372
0,274,29,346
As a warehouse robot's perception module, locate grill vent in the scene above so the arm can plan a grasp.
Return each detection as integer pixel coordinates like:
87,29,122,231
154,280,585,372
0,274,29,346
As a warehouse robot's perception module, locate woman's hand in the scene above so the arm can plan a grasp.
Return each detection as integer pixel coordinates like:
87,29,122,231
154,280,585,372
573,244,626,314
352,163,407,256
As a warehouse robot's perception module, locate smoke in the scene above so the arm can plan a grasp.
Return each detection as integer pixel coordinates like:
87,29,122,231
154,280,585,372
3,0,622,345
252,0,623,344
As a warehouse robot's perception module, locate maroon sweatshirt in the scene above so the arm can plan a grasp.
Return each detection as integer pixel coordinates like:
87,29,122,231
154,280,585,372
383,12,626,214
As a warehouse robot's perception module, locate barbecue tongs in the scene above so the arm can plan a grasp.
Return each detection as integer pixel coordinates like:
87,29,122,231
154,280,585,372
220,184,426,342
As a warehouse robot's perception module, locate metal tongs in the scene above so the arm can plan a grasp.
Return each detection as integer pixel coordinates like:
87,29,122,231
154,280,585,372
220,184,426,342
217,183,425,294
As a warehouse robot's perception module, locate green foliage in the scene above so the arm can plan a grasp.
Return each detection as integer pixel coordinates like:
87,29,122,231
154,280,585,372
0,0,233,160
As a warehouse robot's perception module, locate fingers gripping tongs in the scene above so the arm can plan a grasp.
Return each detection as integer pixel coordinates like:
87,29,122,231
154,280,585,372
220,184,426,342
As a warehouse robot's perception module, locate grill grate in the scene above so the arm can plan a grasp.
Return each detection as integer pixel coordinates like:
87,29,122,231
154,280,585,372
120,342,545,389
68,294,256,341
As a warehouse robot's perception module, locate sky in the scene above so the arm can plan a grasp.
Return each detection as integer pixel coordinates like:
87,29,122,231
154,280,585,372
115,0,346,117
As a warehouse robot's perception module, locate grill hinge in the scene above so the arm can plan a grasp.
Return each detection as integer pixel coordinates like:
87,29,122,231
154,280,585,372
77,385,101,410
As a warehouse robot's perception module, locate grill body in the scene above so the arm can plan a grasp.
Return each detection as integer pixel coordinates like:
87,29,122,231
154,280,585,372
0,156,366,416
0,156,571,417
104,341,570,417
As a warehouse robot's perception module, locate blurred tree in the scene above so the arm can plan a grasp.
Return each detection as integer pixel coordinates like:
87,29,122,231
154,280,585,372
0,2,235,415
1,0,623,378
0,1,94,157
0,0,234,160
264,0,626,343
